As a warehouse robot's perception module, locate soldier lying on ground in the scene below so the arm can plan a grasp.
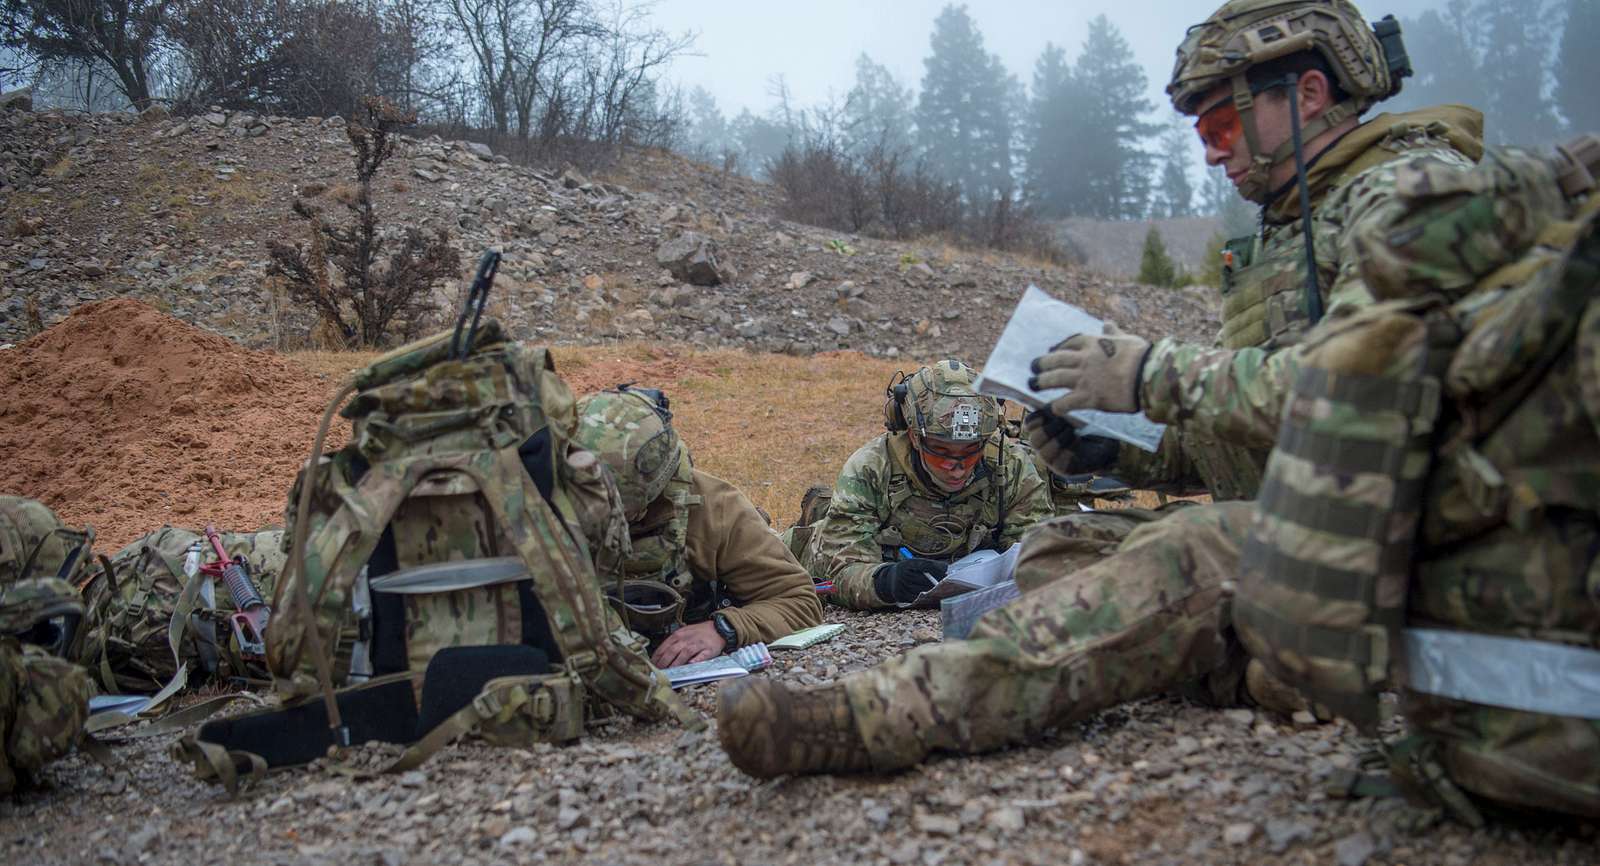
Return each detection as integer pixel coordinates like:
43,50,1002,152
573,386,822,667
711,0,1600,827
0,496,94,795
790,360,1053,609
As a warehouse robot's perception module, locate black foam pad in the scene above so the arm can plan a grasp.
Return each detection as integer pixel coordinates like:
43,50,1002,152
518,429,556,504
196,677,418,767
415,644,551,737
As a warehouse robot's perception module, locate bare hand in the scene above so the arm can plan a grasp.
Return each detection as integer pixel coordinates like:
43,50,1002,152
652,620,727,668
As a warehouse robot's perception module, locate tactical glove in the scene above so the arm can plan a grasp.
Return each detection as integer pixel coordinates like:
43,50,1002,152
1028,324,1151,415
874,558,948,605
1023,408,1120,476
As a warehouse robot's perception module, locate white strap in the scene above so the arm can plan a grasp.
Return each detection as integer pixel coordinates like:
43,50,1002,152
1404,628,1600,719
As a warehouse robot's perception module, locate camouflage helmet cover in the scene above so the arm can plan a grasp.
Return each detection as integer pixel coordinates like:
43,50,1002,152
901,360,1000,443
1168,0,1395,115
0,577,84,656
573,388,683,518
0,496,91,586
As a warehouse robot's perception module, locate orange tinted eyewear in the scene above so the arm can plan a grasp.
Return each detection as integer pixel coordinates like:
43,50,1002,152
1195,98,1243,152
920,439,983,475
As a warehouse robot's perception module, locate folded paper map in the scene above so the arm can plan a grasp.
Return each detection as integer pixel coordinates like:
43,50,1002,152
975,285,1166,453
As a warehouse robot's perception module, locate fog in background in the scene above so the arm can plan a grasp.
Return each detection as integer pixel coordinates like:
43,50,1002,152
3,0,1591,269
652,0,1449,132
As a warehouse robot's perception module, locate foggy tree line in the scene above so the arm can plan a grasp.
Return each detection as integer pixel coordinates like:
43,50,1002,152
0,0,693,163
679,0,1599,226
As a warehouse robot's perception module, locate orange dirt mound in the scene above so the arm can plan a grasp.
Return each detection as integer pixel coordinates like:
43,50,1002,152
0,299,332,548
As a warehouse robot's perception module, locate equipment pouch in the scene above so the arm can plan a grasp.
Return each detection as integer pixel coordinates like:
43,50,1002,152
1234,301,1449,731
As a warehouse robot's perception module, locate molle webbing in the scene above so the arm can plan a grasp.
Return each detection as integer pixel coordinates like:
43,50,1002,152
1236,359,1443,732
268,330,700,733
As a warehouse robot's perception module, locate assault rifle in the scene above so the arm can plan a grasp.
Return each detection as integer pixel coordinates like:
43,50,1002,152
200,524,271,658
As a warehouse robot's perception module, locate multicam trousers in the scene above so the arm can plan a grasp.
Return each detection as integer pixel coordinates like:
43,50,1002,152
843,501,1255,770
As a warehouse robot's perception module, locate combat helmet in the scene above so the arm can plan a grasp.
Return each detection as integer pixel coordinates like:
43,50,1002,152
1168,0,1411,201
573,385,684,519
0,577,84,657
0,496,94,586
884,360,1001,445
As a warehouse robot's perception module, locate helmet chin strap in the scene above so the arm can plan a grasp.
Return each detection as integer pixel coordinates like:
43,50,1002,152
1227,71,1335,326
1228,71,1355,211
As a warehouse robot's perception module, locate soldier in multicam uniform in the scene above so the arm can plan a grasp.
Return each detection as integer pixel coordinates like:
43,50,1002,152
0,497,94,795
713,0,1499,787
573,386,822,668
795,360,1053,609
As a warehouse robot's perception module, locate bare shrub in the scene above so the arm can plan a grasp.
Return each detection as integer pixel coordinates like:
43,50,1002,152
772,138,1071,263
22,294,44,336
267,96,461,348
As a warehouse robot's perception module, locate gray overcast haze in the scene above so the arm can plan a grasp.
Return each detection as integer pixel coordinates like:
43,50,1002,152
651,0,1449,122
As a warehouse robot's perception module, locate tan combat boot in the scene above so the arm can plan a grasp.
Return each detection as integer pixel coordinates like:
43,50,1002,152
1245,658,1311,716
717,677,872,777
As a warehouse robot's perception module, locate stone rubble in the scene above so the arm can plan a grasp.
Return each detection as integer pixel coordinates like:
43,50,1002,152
1,104,1219,356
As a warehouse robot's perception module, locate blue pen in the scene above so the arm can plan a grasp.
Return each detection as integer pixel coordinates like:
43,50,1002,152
899,546,914,560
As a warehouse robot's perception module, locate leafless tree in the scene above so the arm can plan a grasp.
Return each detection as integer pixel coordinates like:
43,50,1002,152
0,0,170,109
268,97,461,347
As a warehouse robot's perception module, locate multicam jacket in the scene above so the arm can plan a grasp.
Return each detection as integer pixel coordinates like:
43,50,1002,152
804,432,1053,610
1115,105,1484,501
1151,143,1600,818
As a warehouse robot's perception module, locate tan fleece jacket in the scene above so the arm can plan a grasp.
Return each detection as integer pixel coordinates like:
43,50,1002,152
681,469,823,643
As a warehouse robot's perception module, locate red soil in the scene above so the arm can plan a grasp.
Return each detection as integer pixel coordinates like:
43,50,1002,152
0,299,333,549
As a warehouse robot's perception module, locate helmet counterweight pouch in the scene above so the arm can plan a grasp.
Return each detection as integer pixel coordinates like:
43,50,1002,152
183,321,700,791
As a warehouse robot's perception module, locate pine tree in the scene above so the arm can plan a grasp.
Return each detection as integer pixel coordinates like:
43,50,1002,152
1153,118,1194,218
1384,5,1488,116
844,53,915,156
1067,15,1159,218
1137,225,1177,287
1024,42,1094,217
1477,1,1561,143
915,5,1015,205
1556,0,1600,133
685,86,731,160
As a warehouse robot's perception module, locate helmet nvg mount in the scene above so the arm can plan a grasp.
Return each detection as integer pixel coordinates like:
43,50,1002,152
1168,0,1412,202
573,385,684,518
884,360,1000,445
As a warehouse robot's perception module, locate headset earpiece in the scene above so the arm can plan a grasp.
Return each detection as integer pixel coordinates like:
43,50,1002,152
883,372,910,432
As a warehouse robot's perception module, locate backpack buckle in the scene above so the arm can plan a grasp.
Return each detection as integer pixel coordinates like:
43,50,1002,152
472,688,506,718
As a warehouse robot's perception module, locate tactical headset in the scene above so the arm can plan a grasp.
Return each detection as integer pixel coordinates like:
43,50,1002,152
882,370,916,435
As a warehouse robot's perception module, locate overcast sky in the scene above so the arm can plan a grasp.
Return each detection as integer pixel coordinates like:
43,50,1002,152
652,0,1448,122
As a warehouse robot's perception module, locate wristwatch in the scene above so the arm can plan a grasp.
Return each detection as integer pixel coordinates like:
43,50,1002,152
711,612,739,653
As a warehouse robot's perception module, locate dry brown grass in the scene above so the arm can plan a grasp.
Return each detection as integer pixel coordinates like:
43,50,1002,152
287,343,920,527
283,342,1197,527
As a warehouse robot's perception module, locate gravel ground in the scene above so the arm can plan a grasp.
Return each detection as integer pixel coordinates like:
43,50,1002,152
4,606,1596,866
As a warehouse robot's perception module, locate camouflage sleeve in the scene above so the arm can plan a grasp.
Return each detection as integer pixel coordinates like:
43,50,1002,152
1137,338,1289,453
802,438,895,610
1106,427,1210,495
996,440,1054,549
1137,151,1479,449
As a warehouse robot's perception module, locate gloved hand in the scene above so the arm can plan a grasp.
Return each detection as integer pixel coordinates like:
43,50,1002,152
1028,324,1151,414
874,558,949,605
1023,408,1120,476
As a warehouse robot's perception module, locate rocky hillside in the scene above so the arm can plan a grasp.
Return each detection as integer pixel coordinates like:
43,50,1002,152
0,104,1218,355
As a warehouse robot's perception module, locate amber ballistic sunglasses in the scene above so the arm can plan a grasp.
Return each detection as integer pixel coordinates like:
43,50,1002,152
1194,97,1243,153
919,437,983,475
